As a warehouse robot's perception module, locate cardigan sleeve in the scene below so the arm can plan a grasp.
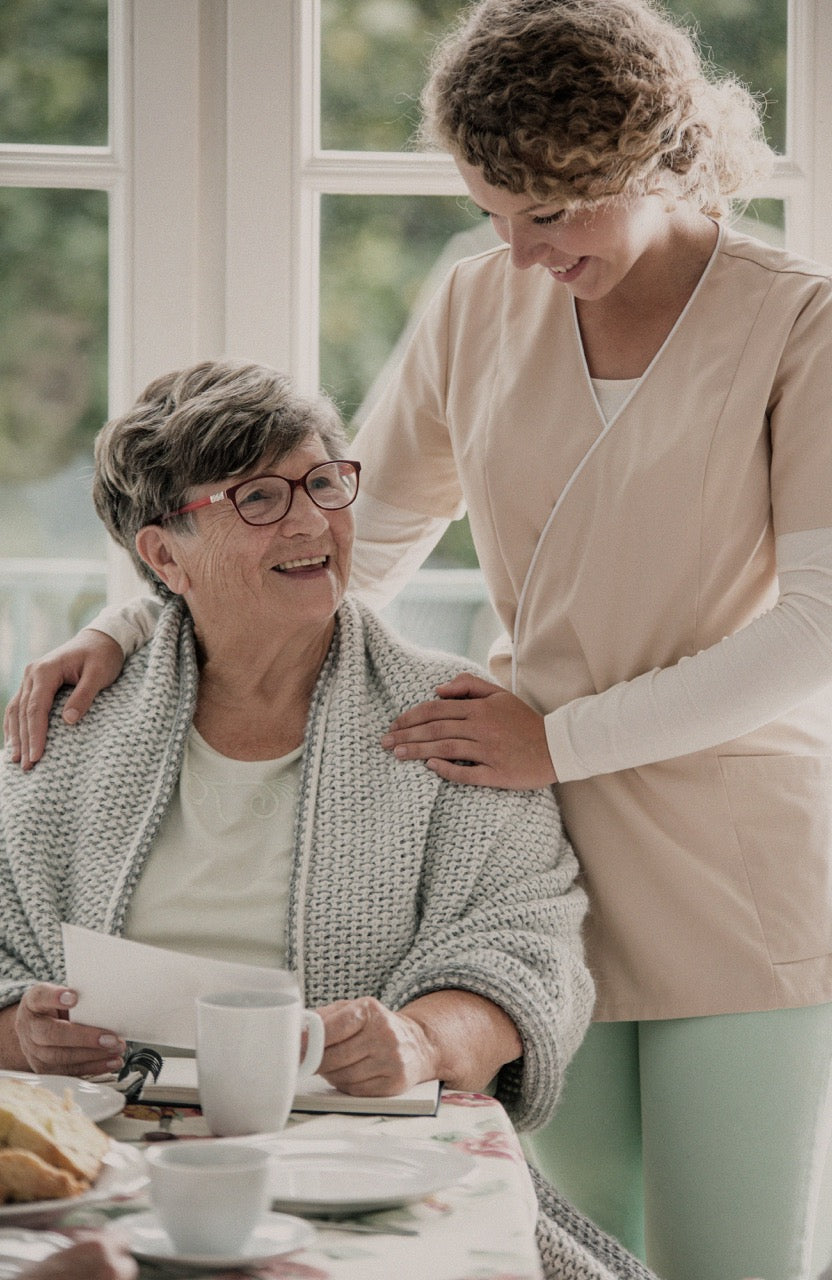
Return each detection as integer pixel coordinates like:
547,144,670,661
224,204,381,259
546,526,832,780
0,766,64,1009
376,779,594,1131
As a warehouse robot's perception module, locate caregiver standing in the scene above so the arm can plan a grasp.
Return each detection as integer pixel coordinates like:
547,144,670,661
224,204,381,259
5,3,832,1278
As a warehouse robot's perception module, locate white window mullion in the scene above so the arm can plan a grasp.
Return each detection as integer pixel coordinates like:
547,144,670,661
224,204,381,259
108,0,132,419
130,0,210,385
808,0,832,263
779,0,812,256
295,0,321,394
304,151,463,197
225,0,295,370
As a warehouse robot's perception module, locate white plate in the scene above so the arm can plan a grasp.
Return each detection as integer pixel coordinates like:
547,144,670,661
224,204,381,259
0,1141,147,1226
0,1070,125,1123
122,1209,315,1268
261,1133,475,1215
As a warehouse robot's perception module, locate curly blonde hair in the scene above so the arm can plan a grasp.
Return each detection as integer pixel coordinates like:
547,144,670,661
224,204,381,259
420,0,774,217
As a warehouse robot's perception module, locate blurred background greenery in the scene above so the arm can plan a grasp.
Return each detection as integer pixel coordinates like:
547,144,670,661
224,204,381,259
0,0,108,482
0,0,789,694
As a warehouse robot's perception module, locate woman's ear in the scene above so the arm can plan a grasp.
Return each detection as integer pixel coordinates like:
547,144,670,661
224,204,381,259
135,525,192,595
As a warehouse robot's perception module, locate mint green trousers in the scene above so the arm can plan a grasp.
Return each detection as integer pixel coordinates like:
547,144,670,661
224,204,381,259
523,1006,832,1280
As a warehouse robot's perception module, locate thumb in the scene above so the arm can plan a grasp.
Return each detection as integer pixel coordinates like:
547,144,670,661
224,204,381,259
435,672,500,699
23,983,77,1014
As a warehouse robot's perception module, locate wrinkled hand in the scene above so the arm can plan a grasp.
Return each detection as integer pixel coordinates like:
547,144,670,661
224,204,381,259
317,997,437,1096
14,984,126,1077
23,1232,137,1280
381,672,557,789
3,630,124,771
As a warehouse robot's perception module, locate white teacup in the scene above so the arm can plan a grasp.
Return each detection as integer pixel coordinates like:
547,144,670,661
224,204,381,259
196,989,325,1136
146,1141,270,1257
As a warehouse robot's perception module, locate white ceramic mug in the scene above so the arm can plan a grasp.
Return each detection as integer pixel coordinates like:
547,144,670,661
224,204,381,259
196,989,325,1136
146,1141,270,1257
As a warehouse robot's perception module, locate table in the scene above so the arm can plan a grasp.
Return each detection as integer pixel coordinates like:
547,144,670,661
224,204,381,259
42,1090,544,1280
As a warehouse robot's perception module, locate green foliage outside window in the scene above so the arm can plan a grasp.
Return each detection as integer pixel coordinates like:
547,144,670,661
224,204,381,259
663,0,787,154
0,0,108,489
0,0,107,145
0,187,108,484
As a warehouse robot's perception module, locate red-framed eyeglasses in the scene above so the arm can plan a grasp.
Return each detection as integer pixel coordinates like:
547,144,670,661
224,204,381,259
160,460,361,528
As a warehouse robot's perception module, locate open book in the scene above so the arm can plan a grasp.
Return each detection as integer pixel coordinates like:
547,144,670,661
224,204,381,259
133,1055,441,1117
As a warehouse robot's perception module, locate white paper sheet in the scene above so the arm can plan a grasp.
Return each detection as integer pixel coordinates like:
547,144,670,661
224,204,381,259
62,924,298,1049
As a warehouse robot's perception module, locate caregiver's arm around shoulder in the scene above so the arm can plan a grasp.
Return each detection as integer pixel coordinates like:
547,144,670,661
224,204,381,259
3,595,160,768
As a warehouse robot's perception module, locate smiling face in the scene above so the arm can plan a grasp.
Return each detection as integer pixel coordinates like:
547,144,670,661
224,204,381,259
458,158,672,303
137,434,354,659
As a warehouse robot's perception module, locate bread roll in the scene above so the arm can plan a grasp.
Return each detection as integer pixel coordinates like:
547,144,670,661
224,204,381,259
0,1148,86,1201
0,1077,110,1201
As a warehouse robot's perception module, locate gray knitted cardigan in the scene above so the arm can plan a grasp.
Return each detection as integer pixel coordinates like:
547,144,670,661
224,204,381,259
0,596,659,1280
0,594,593,1130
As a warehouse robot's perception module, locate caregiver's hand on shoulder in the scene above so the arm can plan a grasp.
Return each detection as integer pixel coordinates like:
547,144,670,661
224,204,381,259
8,984,127,1077
317,997,437,1096
381,672,558,789
3,630,125,771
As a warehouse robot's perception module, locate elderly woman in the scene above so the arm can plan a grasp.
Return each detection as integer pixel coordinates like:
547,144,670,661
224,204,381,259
0,358,592,1120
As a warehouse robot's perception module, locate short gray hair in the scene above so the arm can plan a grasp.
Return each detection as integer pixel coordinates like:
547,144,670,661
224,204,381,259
92,359,349,588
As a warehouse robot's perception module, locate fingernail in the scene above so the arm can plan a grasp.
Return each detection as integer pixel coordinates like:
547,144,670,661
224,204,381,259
63,709,80,724
59,991,76,1007
380,735,392,747
99,1034,120,1047
106,1058,124,1071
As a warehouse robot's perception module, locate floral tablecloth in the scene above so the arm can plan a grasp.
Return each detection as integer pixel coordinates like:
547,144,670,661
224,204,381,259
50,1090,543,1280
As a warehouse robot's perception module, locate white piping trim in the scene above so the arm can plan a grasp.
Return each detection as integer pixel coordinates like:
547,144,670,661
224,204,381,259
510,223,724,694
292,680,333,1002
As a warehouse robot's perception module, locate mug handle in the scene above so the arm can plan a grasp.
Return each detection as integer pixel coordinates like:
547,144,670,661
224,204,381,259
299,1010,325,1076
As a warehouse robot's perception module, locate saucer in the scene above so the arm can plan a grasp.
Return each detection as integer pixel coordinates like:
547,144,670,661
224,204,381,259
122,1209,315,1268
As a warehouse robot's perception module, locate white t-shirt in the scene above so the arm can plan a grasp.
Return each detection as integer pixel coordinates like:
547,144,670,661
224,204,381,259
124,727,301,968
591,377,638,423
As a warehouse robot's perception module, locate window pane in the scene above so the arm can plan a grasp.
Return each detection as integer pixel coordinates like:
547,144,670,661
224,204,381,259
0,187,108,706
320,0,466,151
737,196,785,245
321,193,493,420
0,0,108,145
663,0,787,153
320,193,497,569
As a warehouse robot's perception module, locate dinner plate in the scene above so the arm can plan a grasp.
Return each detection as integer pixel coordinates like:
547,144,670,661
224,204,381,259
122,1209,315,1268
261,1133,475,1215
0,1070,125,1123
0,1141,147,1226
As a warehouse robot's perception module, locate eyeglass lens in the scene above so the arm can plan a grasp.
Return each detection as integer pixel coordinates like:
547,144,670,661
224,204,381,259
233,461,358,525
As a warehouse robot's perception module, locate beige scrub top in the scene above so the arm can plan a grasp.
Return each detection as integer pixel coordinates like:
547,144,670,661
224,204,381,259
352,224,832,1021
